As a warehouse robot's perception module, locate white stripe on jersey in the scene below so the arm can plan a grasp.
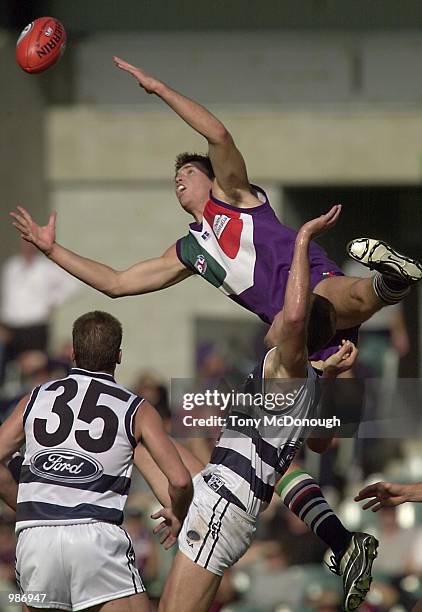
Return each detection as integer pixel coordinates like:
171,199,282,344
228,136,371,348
202,359,319,517
17,369,143,533
216,435,279,484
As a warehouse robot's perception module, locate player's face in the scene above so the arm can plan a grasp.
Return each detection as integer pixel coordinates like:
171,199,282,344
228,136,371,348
174,163,213,212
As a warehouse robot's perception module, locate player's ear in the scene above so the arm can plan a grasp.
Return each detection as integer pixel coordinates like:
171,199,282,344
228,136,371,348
71,348,76,363
117,349,122,364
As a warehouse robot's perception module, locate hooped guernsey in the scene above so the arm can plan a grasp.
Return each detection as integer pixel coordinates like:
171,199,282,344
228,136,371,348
176,186,359,360
16,368,143,534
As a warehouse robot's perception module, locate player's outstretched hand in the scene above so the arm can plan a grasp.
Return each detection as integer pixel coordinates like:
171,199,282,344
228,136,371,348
151,507,182,550
355,481,409,512
113,56,162,94
299,204,342,241
322,340,358,378
10,206,56,255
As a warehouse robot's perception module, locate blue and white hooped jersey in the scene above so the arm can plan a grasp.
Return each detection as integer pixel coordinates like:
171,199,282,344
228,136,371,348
203,351,320,518
16,368,143,534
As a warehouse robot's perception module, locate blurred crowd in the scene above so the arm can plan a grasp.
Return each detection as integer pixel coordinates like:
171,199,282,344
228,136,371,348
0,245,422,612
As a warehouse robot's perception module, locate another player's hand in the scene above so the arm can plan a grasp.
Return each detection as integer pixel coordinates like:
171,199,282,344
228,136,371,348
354,481,410,511
10,206,56,255
151,507,182,550
299,204,342,241
113,56,162,94
322,340,358,378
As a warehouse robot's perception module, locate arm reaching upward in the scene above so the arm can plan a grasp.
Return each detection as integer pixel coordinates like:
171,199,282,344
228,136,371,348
11,206,193,297
265,205,342,379
113,57,258,207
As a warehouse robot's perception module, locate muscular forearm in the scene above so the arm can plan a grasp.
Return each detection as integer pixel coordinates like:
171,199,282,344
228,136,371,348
283,231,311,324
47,243,119,295
168,479,193,523
154,81,227,144
47,243,189,297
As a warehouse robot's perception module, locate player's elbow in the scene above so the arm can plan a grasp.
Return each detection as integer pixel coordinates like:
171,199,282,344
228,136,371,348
210,125,232,146
170,469,192,493
282,315,306,333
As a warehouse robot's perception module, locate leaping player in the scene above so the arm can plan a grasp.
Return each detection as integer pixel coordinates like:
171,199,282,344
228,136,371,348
10,58,421,611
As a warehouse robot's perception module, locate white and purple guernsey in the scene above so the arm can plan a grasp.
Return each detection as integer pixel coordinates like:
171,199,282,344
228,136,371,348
176,186,358,360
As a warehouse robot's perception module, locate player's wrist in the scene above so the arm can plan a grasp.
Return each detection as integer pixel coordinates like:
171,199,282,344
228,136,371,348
44,241,57,258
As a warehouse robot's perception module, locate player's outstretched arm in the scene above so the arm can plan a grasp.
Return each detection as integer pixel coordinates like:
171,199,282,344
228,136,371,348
0,395,29,510
113,57,252,204
135,402,193,549
265,205,342,378
11,206,192,296
355,481,422,511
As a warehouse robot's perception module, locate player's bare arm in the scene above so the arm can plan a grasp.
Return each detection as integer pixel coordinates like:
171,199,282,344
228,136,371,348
135,401,193,549
11,206,193,296
265,205,342,379
113,56,259,208
355,481,422,511
0,394,29,510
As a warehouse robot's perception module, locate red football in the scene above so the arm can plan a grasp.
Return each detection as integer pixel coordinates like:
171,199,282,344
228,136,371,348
16,17,66,74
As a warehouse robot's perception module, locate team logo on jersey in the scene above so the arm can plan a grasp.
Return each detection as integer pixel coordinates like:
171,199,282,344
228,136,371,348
194,254,207,274
212,214,230,239
201,231,210,241
30,448,104,484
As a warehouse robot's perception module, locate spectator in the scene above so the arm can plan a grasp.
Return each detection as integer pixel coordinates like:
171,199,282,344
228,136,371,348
0,240,80,383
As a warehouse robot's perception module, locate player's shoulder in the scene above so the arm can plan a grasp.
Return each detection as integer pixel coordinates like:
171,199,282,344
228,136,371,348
208,183,271,212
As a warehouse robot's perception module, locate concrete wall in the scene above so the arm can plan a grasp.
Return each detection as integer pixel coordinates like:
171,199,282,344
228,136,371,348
72,31,422,107
0,32,48,264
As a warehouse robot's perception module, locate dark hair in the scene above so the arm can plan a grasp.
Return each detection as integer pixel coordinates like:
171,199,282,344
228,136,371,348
307,294,337,355
175,152,215,179
72,311,122,373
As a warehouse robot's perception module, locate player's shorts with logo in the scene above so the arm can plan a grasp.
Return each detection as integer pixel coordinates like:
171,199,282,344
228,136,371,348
178,474,256,576
15,522,144,611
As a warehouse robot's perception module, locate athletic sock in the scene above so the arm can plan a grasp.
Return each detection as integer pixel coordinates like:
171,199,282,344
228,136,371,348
373,273,411,304
276,469,352,559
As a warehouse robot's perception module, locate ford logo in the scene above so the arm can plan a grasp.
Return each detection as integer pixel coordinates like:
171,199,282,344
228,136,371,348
30,449,103,484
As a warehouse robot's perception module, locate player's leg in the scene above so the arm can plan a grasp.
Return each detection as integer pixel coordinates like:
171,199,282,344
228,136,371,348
159,550,222,612
314,238,422,330
277,465,378,612
314,275,381,329
88,592,151,611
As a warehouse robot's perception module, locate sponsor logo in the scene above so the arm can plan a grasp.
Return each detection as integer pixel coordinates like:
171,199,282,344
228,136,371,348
44,26,54,36
201,231,210,241
17,22,34,45
194,254,207,275
36,22,65,58
30,448,103,484
213,214,230,239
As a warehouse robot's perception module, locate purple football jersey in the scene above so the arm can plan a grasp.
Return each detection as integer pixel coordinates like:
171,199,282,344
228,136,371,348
177,186,359,360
